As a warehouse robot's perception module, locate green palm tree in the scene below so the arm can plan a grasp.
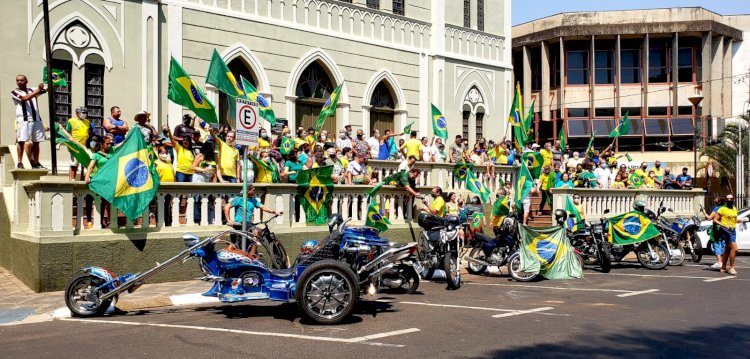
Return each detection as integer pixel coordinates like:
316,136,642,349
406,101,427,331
700,115,749,194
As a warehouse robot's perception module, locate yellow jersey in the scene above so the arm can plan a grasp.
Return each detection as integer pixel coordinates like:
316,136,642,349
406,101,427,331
155,159,175,182
173,141,195,175
401,138,423,159
540,149,553,167
258,137,270,149
217,138,239,178
65,117,91,145
431,196,446,217
717,206,738,228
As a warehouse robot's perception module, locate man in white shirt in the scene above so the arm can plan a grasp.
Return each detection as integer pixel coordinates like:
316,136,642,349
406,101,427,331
567,151,583,170
399,155,417,172
367,129,380,159
346,153,369,184
11,75,48,169
594,161,610,189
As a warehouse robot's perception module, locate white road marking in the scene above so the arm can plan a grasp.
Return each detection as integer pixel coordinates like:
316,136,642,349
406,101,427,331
63,318,417,347
703,276,736,282
491,307,555,318
397,301,518,312
585,272,711,280
687,264,750,269
616,289,660,297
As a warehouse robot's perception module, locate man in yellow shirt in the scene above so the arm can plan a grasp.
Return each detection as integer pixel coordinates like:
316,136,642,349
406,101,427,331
422,186,446,216
65,106,93,180
400,131,423,160
634,162,649,181
715,194,746,275
651,160,664,182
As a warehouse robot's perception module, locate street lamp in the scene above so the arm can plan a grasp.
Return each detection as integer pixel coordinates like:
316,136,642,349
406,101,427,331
688,91,704,184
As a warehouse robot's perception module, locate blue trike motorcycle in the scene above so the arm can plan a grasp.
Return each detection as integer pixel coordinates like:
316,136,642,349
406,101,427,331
65,214,406,324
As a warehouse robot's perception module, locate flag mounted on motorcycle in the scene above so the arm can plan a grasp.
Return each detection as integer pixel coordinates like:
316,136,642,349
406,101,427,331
518,224,583,280
607,210,661,245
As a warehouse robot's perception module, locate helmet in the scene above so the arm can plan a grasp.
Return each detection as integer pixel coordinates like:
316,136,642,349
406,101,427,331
327,213,344,232
633,200,647,213
554,209,568,225
300,240,319,255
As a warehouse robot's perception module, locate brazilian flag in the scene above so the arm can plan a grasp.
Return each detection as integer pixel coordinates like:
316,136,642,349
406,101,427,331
492,196,510,217
453,161,474,182
609,112,631,138
54,123,90,168
518,224,583,280
564,196,583,232
508,82,523,126
629,173,643,188
403,122,414,135
206,49,245,98
88,129,160,221
366,199,390,232
513,120,528,152
43,66,67,87
471,212,485,229
466,171,491,203
607,210,661,245
296,166,334,224
487,146,497,163
249,155,278,183
168,57,218,123
585,132,596,159
431,104,448,140
514,160,534,212
240,76,276,126
280,137,294,155
316,84,343,132
558,126,567,151
522,151,544,179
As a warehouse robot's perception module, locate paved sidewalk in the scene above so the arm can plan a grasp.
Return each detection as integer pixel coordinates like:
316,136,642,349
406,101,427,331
0,267,214,326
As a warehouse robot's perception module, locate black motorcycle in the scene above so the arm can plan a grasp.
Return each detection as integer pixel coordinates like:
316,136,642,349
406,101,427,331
563,212,612,273
417,213,462,289
607,206,671,270
465,213,520,275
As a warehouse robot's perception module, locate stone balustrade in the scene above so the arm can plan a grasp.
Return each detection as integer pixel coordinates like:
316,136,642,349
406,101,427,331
551,187,706,225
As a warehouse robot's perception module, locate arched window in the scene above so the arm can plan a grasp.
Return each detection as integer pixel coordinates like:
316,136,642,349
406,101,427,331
219,58,258,125
370,81,395,134
295,61,336,133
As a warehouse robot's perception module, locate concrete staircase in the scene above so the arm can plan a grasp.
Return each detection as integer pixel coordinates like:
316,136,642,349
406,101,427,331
527,193,553,227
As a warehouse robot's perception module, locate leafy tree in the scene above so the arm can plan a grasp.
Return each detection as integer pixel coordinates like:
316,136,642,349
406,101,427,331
700,115,749,194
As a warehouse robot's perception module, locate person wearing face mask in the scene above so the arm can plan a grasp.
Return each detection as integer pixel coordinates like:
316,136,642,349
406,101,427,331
566,151,582,171
165,127,195,183
335,128,352,150
316,131,327,149
571,194,586,221
352,129,370,159
422,186,446,216
662,167,678,189
594,161,610,189
652,161,664,183
258,129,271,150
293,127,307,149
367,130,381,158
305,127,316,146
65,106,93,180
323,147,343,183
634,162,649,182
715,195,747,275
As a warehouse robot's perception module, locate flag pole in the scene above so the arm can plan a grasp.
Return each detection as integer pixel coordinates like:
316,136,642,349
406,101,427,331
42,0,57,175
241,146,248,252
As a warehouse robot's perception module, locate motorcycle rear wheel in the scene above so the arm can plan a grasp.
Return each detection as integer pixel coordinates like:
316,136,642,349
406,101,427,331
296,260,358,325
636,242,670,270
597,243,612,273
444,253,461,289
65,273,113,317
668,242,686,266
687,230,703,263
507,252,538,282
392,264,420,294
466,247,488,274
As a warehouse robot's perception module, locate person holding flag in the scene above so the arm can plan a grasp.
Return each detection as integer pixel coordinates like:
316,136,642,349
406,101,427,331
489,188,513,230
64,106,93,180
378,129,402,160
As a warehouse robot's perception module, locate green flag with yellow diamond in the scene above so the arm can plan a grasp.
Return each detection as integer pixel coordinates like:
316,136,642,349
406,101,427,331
241,75,276,126
607,210,661,245
466,170,491,203
519,224,583,280
316,84,343,132
296,166,334,224
366,199,391,232
54,123,90,168
453,161,474,182
43,66,67,87
168,57,218,123
88,128,160,221
280,137,294,155
521,151,544,179
206,49,245,98
431,104,448,140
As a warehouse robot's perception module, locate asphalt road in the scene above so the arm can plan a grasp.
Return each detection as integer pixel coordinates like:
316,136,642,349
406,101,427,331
2,256,750,358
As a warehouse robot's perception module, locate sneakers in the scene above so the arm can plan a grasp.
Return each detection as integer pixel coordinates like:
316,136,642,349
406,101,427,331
711,262,721,270
31,162,47,169
16,162,23,169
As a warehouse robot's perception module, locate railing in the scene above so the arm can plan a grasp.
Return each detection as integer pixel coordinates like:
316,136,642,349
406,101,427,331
550,187,706,224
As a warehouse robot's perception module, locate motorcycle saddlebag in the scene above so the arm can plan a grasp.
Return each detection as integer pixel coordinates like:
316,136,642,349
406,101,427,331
418,213,446,231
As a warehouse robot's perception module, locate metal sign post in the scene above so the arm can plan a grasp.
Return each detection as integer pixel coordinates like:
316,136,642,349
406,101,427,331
234,97,260,252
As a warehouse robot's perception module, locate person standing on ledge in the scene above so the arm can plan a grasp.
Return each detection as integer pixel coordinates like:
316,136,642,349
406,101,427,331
11,75,47,169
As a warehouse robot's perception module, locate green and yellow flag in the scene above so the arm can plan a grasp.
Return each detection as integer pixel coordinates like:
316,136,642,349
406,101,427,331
513,119,528,152
88,128,160,221
280,137,294,155
508,82,523,126
296,166,334,224
453,161,474,182
521,151,544,179
523,99,535,138
54,123,90,168
492,195,510,217
403,122,414,135
585,132,596,159
240,76,276,126
316,84,343,132
466,171,491,203
607,210,661,245
431,104,448,140
519,224,583,280
564,196,583,232
514,160,534,212
367,170,411,197
249,155,279,183
629,172,644,188
471,212,485,229
558,126,567,151
366,199,391,232
609,112,631,139
43,66,67,87
168,57,218,123
206,49,245,98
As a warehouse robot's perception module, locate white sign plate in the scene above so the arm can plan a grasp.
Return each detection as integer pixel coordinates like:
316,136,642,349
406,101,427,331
235,98,260,147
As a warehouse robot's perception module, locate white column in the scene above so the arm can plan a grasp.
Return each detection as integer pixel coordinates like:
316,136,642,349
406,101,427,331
167,3,183,130
361,105,371,137
286,96,297,131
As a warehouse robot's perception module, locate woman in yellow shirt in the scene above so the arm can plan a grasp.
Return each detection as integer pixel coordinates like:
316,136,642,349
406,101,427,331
214,129,240,183
715,195,746,275
167,127,196,182
445,192,459,217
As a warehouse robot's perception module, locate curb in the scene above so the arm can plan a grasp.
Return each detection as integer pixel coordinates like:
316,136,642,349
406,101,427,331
51,293,220,319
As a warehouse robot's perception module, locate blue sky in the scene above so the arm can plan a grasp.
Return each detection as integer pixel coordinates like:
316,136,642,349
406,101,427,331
513,0,750,25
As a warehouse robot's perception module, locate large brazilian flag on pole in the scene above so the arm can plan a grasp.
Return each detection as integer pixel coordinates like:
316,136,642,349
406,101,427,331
431,104,448,140
519,224,583,280
296,166,334,224
88,129,160,221
607,210,661,245
168,57,218,123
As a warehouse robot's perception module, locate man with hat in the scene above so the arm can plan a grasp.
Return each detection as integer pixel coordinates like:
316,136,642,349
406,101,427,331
65,106,93,180
133,111,156,143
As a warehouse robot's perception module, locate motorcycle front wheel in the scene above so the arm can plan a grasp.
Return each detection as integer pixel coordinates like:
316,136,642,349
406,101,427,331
65,273,113,317
597,243,612,273
444,252,461,289
668,241,686,266
686,230,703,263
507,252,538,282
636,242,670,270
466,247,488,274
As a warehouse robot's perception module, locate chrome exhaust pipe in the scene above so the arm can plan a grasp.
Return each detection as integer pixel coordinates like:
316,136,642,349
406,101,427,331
367,263,395,281
465,256,492,267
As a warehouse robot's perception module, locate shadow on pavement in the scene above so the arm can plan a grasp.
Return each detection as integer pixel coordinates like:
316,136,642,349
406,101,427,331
478,324,750,359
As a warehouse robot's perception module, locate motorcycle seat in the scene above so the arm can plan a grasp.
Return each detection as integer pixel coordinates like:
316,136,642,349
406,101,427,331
474,232,495,243
269,267,295,279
